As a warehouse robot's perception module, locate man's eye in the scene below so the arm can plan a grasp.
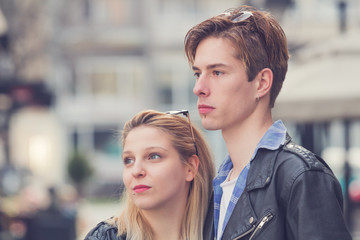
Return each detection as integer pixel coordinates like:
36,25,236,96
194,72,200,78
214,71,223,76
149,153,161,160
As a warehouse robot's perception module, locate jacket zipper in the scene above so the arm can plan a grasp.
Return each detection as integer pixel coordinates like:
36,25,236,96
248,213,273,240
231,225,256,240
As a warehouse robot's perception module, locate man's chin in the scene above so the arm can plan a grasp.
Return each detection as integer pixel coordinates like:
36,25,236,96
201,119,220,131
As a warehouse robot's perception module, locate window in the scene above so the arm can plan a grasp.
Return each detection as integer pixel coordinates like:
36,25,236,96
75,57,146,101
91,71,117,97
82,0,143,26
155,70,173,105
94,126,121,158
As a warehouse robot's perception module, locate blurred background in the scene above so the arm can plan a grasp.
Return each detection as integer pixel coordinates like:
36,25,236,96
0,0,359,239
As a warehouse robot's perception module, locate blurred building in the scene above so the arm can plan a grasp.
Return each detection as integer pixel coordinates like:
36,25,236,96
1,0,360,238
273,0,360,233
0,0,359,201
45,0,240,189
0,0,241,193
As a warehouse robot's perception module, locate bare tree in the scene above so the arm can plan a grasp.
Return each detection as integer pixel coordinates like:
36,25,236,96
0,0,48,81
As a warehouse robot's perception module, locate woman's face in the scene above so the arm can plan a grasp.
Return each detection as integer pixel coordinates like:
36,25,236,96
122,126,194,212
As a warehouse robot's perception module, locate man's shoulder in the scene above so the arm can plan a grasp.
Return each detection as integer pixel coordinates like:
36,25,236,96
278,141,333,173
84,220,125,240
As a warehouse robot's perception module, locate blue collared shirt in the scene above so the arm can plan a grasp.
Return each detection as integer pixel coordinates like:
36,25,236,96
214,120,287,239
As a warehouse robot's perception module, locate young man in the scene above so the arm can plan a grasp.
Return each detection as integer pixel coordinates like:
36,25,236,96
184,5,352,240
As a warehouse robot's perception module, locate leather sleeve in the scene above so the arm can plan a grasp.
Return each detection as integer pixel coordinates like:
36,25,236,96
285,169,352,240
84,221,124,240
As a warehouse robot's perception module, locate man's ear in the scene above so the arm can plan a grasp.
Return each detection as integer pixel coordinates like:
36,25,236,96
185,155,199,182
256,68,273,98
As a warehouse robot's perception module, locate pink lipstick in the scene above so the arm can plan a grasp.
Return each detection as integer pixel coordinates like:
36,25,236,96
133,185,151,193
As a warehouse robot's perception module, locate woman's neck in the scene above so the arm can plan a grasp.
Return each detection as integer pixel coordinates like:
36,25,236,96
142,204,186,240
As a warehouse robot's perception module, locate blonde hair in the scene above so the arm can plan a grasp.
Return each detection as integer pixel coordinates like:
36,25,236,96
109,110,215,240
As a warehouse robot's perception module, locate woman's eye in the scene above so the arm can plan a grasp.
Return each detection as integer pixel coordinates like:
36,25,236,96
193,72,200,78
123,157,134,165
149,153,161,160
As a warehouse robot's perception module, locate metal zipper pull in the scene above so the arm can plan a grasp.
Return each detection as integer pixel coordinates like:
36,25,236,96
231,225,256,240
248,213,273,240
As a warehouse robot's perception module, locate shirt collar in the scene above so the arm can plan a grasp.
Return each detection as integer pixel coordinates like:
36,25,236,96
251,120,287,160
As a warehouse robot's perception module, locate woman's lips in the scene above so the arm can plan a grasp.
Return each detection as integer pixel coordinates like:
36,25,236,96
198,105,214,114
133,185,151,193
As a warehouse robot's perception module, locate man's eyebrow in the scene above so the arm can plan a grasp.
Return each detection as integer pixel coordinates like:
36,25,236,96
192,63,229,71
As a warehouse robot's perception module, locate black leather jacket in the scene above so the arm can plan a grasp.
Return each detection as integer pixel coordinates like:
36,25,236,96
84,221,125,240
204,135,352,240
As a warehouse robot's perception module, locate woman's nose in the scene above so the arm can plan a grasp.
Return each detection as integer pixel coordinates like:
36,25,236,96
131,162,146,178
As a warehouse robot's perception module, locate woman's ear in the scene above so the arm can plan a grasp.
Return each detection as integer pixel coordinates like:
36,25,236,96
256,68,273,98
185,155,199,182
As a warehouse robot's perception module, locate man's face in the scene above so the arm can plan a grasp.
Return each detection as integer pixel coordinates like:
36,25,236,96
192,37,259,132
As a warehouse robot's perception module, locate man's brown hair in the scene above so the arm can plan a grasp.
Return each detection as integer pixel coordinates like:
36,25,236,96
184,6,289,108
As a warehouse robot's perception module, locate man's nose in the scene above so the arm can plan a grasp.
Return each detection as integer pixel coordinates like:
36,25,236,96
193,75,209,97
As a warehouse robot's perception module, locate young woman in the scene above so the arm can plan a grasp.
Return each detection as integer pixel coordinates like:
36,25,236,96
85,110,215,240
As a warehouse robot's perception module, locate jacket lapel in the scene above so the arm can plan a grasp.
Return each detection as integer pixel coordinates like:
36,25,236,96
221,147,284,239
221,192,257,240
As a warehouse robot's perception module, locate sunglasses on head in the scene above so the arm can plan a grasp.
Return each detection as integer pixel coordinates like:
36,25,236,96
218,10,253,23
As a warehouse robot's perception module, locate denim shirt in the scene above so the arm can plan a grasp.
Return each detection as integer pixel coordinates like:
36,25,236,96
213,120,287,239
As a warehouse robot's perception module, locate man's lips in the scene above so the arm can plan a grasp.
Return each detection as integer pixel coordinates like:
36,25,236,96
198,104,214,114
133,185,151,193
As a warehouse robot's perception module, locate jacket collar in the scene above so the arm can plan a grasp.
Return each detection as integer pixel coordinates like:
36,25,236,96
222,134,293,239
246,133,291,191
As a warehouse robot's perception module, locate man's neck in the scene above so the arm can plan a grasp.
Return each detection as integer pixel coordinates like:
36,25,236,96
222,112,273,179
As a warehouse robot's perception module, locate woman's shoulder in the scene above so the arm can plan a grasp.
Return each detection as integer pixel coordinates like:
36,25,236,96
84,220,126,240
